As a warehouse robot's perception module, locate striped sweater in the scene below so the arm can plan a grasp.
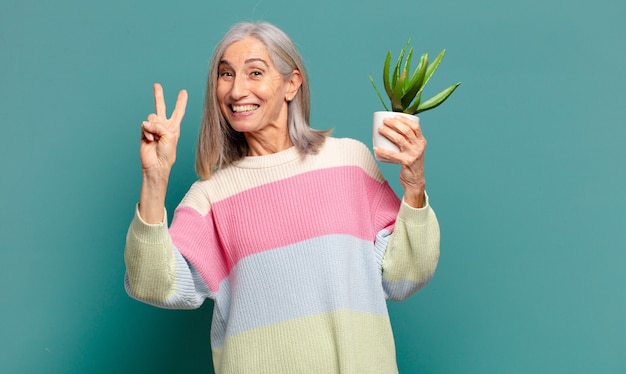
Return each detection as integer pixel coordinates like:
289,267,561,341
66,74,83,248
124,137,440,373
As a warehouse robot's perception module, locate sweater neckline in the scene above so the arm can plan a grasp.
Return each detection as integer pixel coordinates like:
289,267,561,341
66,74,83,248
232,146,301,169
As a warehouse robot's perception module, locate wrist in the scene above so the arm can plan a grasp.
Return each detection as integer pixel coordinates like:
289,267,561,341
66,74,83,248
139,174,169,224
142,166,171,184
403,187,425,208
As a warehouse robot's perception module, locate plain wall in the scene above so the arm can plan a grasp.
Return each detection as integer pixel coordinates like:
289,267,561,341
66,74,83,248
1,0,624,372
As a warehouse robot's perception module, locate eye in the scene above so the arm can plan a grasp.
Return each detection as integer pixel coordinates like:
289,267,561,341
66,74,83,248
251,70,263,78
219,70,233,79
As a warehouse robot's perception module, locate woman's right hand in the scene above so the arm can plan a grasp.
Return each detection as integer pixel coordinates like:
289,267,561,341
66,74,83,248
138,83,187,224
140,83,188,179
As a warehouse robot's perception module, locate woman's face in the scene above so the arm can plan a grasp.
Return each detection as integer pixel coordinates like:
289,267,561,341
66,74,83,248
217,37,300,139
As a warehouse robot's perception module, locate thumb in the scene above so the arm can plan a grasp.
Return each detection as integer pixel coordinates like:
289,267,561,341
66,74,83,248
142,121,168,143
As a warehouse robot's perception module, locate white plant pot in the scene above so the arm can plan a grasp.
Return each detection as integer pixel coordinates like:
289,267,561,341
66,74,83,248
372,111,419,163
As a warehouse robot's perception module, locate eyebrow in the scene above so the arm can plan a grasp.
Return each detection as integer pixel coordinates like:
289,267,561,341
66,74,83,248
219,57,270,68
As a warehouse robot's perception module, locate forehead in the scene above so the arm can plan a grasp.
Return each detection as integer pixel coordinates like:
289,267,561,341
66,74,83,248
220,36,272,65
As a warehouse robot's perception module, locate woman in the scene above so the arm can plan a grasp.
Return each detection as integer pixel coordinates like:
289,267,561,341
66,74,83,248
125,22,440,373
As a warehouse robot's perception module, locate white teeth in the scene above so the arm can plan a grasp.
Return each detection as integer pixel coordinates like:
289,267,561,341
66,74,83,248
232,105,259,113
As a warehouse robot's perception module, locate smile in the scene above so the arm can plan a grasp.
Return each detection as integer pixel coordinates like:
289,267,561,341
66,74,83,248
231,104,259,113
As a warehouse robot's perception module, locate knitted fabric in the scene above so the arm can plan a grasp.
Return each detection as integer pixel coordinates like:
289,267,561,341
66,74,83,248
124,137,440,373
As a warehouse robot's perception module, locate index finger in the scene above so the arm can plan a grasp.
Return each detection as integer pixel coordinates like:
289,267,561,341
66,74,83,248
153,83,167,118
170,89,188,123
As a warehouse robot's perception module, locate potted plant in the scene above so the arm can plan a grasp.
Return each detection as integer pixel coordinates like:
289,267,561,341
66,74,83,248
369,39,461,162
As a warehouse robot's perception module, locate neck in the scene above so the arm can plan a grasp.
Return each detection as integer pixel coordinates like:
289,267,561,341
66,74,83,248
245,131,293,156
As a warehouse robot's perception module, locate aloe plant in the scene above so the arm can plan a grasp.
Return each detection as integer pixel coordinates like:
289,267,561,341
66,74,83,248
369,39,461,114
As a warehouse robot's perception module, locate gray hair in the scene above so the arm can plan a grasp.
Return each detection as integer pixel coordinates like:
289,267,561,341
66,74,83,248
196,22,330,179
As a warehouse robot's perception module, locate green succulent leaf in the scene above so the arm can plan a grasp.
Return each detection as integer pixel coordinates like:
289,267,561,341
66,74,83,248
369,76,390,111
391,39,410,88
411,52,428,88
382,51,392,98
391,73,406,111
402,47,414,92
405,90,423,114
401,52,428,109
416,82,461,114
422,49,446,89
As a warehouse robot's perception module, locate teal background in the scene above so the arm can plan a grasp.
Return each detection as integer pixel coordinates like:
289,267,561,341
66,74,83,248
1,0,624,372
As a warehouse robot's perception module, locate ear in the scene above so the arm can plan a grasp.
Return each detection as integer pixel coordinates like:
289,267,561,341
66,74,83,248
285,69,303,102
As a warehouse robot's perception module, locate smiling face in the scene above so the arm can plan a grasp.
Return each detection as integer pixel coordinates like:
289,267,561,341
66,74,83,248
217,37,302,154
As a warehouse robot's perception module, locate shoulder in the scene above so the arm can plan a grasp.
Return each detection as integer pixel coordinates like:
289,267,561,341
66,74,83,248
316,137,384,181
178,179,214,215
322,137,370,154
318,137,374,162
178,162,278,214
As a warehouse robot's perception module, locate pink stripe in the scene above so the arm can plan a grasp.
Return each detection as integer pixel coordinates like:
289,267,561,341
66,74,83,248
170,166,400,292
170,207,229,293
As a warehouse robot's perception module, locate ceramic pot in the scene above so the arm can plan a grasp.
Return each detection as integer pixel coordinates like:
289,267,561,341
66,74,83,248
372,111,419,163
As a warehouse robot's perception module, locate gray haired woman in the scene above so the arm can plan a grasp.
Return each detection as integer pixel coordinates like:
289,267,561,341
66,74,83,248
126,21,439,373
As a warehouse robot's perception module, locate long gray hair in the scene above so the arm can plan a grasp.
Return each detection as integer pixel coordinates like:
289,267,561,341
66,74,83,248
195,22,330,179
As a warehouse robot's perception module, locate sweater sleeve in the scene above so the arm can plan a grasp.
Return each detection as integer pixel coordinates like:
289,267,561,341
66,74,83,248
123,205,210,309
379,193,441,301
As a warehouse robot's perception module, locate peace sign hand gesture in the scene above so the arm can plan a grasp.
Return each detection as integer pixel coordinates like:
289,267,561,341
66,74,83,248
138,83,187,224
140,83,188,179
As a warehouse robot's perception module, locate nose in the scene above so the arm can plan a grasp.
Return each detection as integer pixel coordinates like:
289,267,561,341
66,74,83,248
230,74,249,100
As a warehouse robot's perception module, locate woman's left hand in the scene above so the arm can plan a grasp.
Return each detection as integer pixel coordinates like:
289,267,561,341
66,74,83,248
374,115,427,208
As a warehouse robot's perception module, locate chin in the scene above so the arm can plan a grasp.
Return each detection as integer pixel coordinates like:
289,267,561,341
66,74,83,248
227,120,259,133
